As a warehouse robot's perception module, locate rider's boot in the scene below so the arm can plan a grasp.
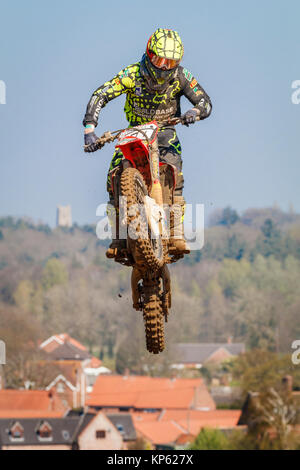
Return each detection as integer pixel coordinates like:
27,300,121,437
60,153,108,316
169,195,190,254
105,203,126,258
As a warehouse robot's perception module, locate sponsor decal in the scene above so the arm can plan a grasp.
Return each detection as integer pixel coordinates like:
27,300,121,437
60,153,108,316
114,78,121,86
135,85,142,96
190,79,197,88
133,103,174,118
89,96,98,107
119,69,129,79
183,68,193,82
119,123,157,142
94,96,105,118
195,89,203,96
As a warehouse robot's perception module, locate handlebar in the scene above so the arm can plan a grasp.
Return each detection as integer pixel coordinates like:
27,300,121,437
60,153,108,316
84,116,200,152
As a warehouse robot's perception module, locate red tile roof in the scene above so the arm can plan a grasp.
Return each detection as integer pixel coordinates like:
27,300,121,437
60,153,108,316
131,412,161,423
40,333,87,353
176,411,241,435
0,410,65,418
58,334,87,352
0,390,67,418
86,375,215,410
134,420,186,445
131,410,241,446
159,409,241,428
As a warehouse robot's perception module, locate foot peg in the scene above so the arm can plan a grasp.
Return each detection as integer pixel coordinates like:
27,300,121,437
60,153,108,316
106,240,126,259
169,239,190,255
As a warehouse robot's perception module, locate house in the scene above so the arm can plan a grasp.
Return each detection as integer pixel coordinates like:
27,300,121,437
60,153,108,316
106,413,137,446
39,335,112,380
84,357,111,393
39,334,89,359
133,420,187,450
39,333,111,406
86,375,216,412
73,412,124,450
43,359,111,409
172,342,245,369
0,417,79,450
45,360,86,409
157,408,241,428
0,390,68,419
132,409,242,449
0,411,135,450
73,411,136,450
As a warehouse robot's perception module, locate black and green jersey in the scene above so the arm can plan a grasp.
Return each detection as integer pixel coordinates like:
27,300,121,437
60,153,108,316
83,61,212,132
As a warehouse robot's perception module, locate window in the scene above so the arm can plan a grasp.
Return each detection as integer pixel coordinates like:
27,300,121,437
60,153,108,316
56,382,65,393
9,422,24,441
36,421,53,441
62,430,70,441
96,430,106,439
116,424,124,435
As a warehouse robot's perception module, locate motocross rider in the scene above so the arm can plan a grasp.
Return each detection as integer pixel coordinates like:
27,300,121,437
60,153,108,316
83,28,212,257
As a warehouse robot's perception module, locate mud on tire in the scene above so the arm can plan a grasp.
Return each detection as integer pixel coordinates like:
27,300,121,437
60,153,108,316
143,283,165,354
120,167,165,271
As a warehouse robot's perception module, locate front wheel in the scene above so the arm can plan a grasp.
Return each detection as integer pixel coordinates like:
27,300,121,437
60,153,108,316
120,167,165,271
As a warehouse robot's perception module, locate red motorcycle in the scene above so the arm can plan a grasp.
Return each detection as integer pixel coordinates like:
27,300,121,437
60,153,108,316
89,118,193,353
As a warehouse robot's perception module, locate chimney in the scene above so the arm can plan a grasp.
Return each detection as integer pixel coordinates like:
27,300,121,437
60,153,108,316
48,390,54,411
282,375,293,394
170,370,177,380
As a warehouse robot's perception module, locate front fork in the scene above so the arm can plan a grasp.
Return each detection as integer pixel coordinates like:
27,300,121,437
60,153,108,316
148,139,170,243
149,139,163,206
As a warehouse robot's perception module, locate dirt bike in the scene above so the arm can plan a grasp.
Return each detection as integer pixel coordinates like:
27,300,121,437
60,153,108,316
87,117,194,354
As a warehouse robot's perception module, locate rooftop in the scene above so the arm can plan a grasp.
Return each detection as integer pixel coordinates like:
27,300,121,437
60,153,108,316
0,390,67,418
87,375,215,411
0,417,78,447
174,343,245,364
40,334,91,361
132,409,242,446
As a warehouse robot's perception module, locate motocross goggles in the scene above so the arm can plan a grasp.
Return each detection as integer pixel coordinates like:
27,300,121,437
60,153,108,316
150,54,180,70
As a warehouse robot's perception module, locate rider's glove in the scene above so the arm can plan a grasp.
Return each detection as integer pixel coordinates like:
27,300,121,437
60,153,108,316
84,131,100,153
182,109,198,127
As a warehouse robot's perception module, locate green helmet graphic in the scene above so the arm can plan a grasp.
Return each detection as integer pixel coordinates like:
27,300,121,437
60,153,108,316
143,28,184,93
146,28,184,62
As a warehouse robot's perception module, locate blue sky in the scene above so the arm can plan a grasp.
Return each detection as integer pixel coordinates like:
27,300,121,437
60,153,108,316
0,0,299,225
